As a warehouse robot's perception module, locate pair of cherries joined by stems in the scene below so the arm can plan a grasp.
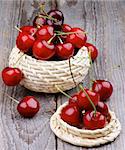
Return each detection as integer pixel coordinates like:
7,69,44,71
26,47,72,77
60,81,113,130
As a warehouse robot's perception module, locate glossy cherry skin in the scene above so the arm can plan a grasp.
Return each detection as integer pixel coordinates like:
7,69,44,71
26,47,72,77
69,93,79,108
55,43,74,60
36,25,54,41
92,80,113,101
66,28,87,48
85,43,98,61
61,104,80,126
16,32,35,52
83,111,106,130
96,101,109,116
33,15,46,27
61,24,72,40
78,89,100,110
2,67,23,86
46,9,64,30
62,24,72,32
17,96,40,118
20,26,37,35
33,40,55,60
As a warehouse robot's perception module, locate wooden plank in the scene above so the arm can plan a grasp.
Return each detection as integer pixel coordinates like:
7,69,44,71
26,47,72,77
55,0,125,150
0,0,56,150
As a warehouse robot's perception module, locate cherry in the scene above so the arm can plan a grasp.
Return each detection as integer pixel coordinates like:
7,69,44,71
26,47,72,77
92,80,113,101
62,24,72,32
96,101,109,116
69,93,79,108
78,89,100,110
83,111,106,130
17,96,40,118
16,32,35,52
85,43,98,61
66,27,87,48
2,67,23,86
36,25,54,41
55,42,74,60
20,26,37,35
61,24,72,40
46,9,64,30
33,40,55,60
33,15,46,27
61,104,80,126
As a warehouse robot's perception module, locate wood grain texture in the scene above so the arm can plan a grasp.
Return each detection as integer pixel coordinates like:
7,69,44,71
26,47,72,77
0,0,125,150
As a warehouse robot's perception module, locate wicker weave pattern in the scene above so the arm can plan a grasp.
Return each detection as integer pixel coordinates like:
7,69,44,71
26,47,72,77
9,46,90,93
50,102,121,147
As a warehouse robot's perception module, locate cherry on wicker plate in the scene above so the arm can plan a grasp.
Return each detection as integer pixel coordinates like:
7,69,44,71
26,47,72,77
20,26,37,36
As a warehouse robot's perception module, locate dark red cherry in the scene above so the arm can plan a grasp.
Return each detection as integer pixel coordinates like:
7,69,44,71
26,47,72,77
66,28,87,48
61,104,80,126
36,25,54,41
55,42,74,60
69,93,79,108
85,43,98,61
92,80,113,101
16,32,35,52
46,9,64,30
33,15,46,27
96,101,109,116
78,89,100,110
17,96,40,118
33,40,55,60
83,111,106,130
2,67,23,86
20,26,37,35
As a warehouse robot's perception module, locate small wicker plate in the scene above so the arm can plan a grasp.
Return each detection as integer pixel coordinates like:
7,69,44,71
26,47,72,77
9,46,90,93
50,102,121,147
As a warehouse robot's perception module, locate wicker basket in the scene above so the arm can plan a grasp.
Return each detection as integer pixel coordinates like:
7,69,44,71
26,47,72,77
9,46,90,93
50,102,121,147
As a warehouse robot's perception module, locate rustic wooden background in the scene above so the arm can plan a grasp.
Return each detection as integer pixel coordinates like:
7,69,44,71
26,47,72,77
0,0,125,149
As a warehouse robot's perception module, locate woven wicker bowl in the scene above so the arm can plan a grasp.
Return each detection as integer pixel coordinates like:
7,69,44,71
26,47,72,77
50,102,121,147
9,46,90,93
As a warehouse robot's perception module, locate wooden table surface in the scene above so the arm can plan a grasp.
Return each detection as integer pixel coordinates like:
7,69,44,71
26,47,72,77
0,0,125,149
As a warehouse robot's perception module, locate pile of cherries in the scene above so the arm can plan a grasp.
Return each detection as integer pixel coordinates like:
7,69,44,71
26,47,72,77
16,8,98,61
61,80,113,130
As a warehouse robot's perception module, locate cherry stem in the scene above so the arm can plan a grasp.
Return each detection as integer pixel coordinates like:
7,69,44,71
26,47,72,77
55,85,75,100
14,26,22,32
13,53,25,68
39,14,57,22
79,84,97,114
0,91,19,104
58,36,63,44
47,34,56,44
55,31,87,36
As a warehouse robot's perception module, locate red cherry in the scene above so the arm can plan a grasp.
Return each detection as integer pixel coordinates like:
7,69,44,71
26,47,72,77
33,15,46,27
96,101,109,116
2,67,23,86
55,42,74,60
36,25,54,41
66,28,87,48
20,26,37,35
33,40,55,60
61,104,80,126
17,96,40,118
92,80,113,101
62,24,72,32
83,111,106,130
16,32,35,52
69,93,79,108
85,43,98,61
61,24,72,40
78,89,100,110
